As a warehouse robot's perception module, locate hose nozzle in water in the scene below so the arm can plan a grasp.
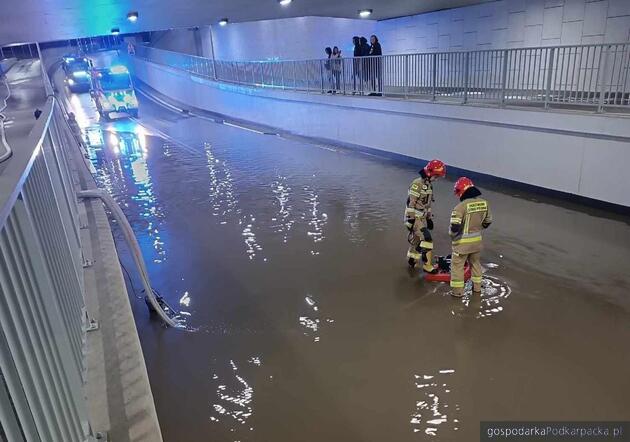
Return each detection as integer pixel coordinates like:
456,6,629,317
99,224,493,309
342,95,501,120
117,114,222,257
77,189,181,328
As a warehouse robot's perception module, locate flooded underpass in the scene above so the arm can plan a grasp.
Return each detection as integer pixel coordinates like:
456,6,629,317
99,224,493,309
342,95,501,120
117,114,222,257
63,74,630,442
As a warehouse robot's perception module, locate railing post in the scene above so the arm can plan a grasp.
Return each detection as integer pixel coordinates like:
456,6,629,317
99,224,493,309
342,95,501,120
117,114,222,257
342,58,347,95
404,55,409,98
280,62,285,89
463,52,470,104
500,49,509,106
320,60,325,93
597,45,611,113
271,63,275,87
293,60,297,90
431,53,437,101
544,47,555,109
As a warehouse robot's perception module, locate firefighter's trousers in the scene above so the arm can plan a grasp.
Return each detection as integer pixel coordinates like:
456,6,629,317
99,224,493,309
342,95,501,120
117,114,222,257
450,250,483,295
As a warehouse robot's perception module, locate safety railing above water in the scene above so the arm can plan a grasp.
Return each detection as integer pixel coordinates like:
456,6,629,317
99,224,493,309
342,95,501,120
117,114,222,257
0,41,178,442
135,42,630,112
0,49,92,439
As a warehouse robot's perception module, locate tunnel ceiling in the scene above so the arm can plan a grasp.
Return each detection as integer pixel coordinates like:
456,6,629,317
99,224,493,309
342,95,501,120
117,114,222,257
1,0,493,45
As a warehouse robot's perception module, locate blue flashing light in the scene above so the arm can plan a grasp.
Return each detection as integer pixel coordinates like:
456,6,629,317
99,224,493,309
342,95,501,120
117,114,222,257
64,56,75,62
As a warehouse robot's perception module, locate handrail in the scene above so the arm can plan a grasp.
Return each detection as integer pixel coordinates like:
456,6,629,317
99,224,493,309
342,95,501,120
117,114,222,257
147,40,630,64
0,97,54,228
0,75,13,163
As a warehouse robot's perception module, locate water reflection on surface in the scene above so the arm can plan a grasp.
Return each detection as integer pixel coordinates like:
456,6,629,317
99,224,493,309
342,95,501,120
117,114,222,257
68,84,630,442
449,265,513,319
210,358,261,439
271,175,295,243
411,369,460,437
302,185,328,256
89,126,168,265
299,295,334,343
204,141,240,221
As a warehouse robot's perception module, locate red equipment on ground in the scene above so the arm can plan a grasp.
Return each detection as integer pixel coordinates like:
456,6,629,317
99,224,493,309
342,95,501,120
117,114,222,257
423,255,471,283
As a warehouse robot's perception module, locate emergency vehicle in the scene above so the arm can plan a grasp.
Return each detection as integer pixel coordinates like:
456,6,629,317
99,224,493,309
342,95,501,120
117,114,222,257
91,65,138,119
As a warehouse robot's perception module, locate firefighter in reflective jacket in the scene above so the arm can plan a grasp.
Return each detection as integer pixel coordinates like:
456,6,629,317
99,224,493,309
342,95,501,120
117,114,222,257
405,160,446,272
449,177,493,297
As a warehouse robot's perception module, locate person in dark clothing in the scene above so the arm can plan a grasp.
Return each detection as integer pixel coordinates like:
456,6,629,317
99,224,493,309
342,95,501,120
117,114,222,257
369,35,382,56
359,36,370,56
368,35,383,96
353,36,361,57
359,37,370,93
352,36,362,93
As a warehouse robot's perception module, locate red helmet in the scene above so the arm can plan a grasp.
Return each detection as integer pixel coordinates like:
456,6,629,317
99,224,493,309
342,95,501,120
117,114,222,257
454,177,474,198
424,159,446,178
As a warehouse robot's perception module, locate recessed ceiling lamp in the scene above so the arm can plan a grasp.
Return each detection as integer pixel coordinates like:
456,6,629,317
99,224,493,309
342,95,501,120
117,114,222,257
111,27,120,35
127,11,139,22
278,0,292,5
219,18,229,26
358,9,373,18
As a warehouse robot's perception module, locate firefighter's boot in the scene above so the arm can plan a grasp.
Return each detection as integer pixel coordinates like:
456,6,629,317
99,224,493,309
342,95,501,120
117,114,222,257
422,249,436,273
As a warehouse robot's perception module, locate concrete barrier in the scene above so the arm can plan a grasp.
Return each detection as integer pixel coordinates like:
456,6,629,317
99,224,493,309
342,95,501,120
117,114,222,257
131,57,630,208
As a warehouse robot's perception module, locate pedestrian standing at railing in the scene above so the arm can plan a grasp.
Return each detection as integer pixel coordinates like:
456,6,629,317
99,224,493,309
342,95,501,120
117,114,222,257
331,46,342,93
360,37,370,94
324,47,333,93
368,35,382,96
352,36,362,94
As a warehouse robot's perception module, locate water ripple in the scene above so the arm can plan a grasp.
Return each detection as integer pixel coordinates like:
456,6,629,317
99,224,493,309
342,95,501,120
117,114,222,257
298,295,334,342
270,175,295,243
411,369,460,437
302,186,328,256
210,358,262,438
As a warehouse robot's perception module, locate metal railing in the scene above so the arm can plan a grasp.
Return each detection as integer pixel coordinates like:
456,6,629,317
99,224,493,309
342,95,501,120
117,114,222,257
1,38,184,438
0,43,40,60
135,43,630,111
0,45,94,442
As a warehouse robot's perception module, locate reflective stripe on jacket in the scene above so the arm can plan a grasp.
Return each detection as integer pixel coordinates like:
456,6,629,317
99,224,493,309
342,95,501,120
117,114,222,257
449,197,492,252
405,177,433,222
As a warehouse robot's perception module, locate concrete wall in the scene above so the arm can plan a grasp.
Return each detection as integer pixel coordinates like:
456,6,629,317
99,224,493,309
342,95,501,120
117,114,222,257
209,17,376,61
131,57,630,208
377,0,630,54
150,28,204,56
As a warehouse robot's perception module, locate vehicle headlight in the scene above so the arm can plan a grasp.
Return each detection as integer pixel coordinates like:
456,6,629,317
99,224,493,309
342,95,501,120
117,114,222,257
68,78,75,85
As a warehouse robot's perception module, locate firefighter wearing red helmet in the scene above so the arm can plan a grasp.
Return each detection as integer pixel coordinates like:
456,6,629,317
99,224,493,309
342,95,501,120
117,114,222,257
404,159,446,272
449,177,493,297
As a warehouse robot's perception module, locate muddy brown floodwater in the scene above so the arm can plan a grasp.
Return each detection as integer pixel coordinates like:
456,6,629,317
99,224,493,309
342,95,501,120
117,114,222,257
70,82,630,442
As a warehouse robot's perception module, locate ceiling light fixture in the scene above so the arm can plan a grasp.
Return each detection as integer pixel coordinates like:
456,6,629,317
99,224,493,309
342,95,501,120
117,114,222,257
219,18,229,26
278,0,292,5
111,27,120,35
127,12,139,22
358,9,373,18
